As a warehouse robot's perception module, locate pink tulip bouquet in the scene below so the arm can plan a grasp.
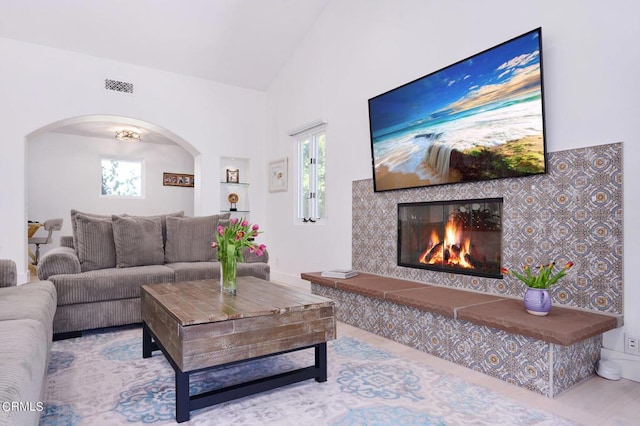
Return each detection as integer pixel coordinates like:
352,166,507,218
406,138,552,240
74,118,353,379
211,217,266,262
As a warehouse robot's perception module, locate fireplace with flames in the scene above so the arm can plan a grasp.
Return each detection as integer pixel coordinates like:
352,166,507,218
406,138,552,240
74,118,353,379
398,198,503,278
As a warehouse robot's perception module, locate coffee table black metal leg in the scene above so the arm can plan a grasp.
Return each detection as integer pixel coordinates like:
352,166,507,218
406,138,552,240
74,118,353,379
175,369,190,423
315,342,327,382
142,323,153,359
144,332,329,422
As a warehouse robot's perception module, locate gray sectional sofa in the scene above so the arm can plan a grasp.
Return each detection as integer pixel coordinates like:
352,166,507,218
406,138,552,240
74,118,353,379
37,210,269,336
0,259,56,426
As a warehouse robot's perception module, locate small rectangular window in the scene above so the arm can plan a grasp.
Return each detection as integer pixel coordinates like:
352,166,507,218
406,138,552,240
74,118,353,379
100,158,143,197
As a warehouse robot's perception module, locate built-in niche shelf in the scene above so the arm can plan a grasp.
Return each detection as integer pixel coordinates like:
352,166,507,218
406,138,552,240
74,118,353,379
220,157,250,220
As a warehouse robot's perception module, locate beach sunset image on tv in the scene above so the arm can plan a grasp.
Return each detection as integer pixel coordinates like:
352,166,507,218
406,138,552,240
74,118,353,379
368,28,546,192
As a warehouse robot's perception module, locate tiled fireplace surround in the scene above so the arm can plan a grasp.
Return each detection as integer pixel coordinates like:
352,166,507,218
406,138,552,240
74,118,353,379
313,142,623,397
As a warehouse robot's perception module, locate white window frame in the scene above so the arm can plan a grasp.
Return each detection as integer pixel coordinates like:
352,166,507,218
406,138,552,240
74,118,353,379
290,121,326,223
99,156,145,198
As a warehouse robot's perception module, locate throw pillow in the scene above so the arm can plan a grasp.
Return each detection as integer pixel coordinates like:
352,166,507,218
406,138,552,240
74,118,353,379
165,215,220,263
112,215,164,268
218,212,231,223
74,213,116,272
120,211,184,247
70,209,111,252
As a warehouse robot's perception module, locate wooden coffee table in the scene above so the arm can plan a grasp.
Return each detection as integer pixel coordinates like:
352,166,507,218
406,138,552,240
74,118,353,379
141,277,336,423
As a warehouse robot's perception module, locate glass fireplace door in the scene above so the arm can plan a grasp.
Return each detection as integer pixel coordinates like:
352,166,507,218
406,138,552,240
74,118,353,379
398,198,503,278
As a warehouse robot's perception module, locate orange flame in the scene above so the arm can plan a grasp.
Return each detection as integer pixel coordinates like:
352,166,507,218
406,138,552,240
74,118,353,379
418,218,474,269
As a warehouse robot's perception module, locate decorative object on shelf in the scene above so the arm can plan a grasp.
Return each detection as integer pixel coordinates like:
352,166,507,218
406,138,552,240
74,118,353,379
226,168,239,183
268,158,288,192
115,129,141,142
211,218,266,295
163,172,194,187
228,193,239,211
501,261,574,316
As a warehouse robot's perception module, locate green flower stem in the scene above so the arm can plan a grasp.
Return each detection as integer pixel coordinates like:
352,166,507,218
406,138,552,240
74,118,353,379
221,243,238,295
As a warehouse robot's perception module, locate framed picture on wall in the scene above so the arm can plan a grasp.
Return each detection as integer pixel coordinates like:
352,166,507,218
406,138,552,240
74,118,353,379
226,168,239,183
268,158,288,192
163,172,194,187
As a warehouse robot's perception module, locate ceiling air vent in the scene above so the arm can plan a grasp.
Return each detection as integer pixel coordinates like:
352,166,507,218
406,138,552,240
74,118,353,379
104,79,134,94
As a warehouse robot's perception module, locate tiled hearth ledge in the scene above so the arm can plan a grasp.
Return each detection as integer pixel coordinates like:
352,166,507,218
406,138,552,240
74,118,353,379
301,272,621,397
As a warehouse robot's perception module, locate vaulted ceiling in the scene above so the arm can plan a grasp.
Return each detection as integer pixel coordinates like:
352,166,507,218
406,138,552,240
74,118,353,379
0,0,329,91
1,0,329,143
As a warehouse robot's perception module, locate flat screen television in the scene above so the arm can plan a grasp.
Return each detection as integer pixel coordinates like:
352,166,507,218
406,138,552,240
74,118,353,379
368,28,547,192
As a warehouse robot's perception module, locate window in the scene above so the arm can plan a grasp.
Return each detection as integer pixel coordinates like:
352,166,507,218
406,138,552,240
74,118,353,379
295,125,326,221
100,158,143,197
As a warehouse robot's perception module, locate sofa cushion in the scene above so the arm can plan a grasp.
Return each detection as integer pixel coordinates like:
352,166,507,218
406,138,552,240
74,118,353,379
165,262,220,282
70,209,111,254
165,215,220,263
52,265,176,305
121,211,184,247
236,262,271,281
0,319,48,426
217,212,232,229
112,215,164,268
0,281,57,346
75,213,116,272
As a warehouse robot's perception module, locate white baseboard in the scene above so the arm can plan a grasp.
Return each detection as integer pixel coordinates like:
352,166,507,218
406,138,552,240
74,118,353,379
601,348,640,382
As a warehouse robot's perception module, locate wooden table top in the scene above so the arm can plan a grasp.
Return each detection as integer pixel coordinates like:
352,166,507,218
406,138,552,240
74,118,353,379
141,277,335,327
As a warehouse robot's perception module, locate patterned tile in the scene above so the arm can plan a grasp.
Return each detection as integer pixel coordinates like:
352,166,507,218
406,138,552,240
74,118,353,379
352,142,623,314
315,289,600,397
551,335,601,397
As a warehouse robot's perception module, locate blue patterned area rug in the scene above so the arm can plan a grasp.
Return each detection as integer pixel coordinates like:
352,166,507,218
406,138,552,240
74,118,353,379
41,326,577,425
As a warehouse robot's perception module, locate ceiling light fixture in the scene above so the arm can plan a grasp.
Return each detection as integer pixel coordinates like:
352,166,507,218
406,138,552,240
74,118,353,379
115,130,141,142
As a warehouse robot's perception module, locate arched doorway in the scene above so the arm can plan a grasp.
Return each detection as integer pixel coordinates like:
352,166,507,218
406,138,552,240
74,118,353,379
25,114,200,262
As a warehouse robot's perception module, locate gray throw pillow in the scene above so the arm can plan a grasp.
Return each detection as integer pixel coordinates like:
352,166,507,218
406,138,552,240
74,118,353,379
70,209,111,252
165,215,220,263
112,215,164,268
74,213,116,272
121,211,184,247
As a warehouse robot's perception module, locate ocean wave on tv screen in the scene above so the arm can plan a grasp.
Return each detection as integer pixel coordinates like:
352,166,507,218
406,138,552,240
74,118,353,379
373,100,543,180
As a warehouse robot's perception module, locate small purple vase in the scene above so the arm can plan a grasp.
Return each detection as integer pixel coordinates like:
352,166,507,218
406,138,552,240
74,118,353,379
523,287,551,316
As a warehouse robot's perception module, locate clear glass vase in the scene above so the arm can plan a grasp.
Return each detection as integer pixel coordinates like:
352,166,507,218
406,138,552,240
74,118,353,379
220,244,238,295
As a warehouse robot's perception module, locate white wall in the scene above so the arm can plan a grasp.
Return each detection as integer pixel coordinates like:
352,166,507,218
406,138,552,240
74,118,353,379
265,0,640,366
0,37,268,281
27,132,195,256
